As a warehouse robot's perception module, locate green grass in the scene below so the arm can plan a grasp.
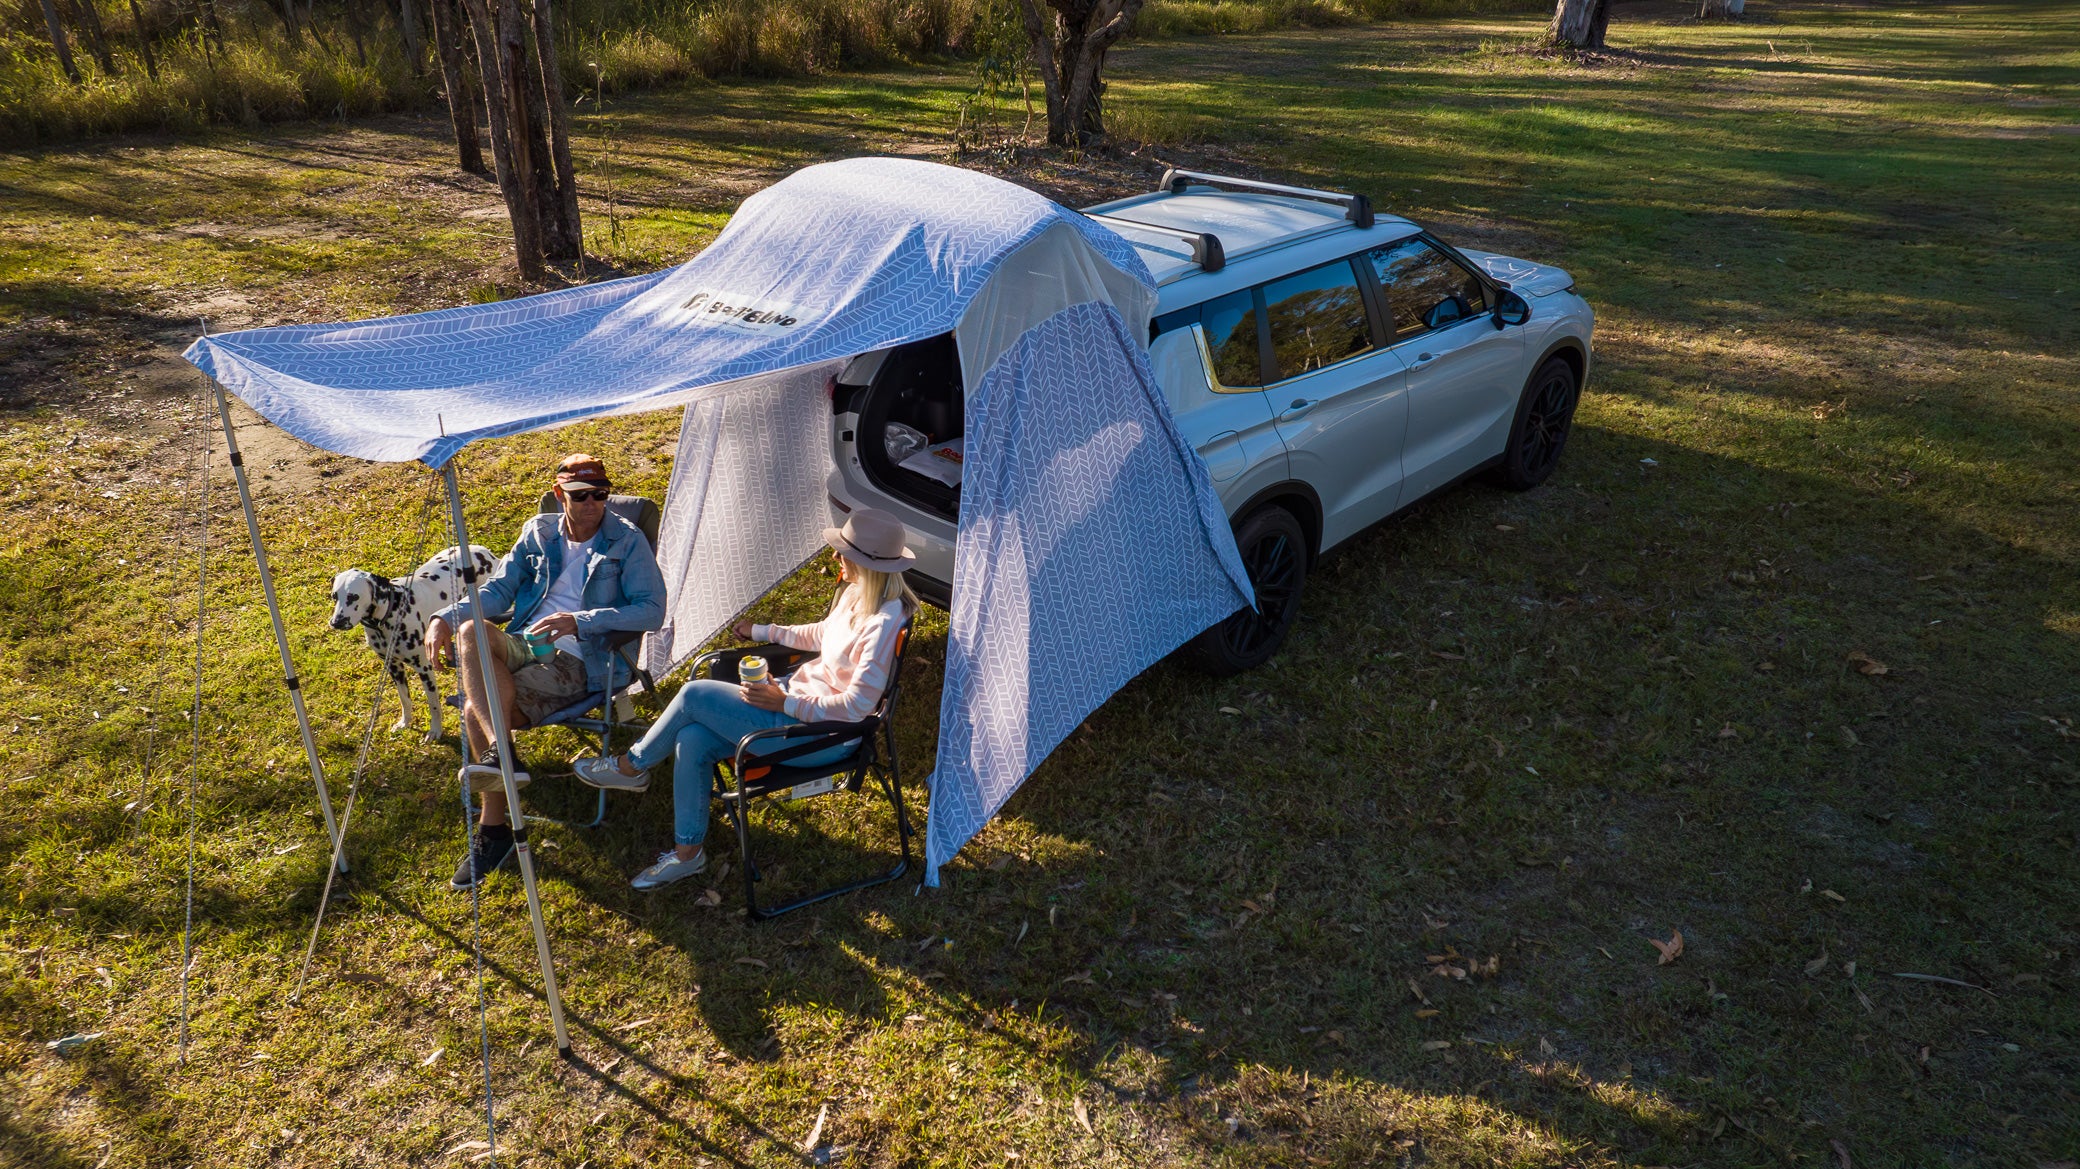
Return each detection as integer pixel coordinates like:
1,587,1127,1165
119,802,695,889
4,1,2079,1164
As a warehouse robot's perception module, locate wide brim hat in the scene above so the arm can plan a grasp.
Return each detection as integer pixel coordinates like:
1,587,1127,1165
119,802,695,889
824,508,917,572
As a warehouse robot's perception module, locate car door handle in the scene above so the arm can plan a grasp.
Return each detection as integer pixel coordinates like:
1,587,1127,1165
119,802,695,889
1412,352,1436,364
1279,398,1318,421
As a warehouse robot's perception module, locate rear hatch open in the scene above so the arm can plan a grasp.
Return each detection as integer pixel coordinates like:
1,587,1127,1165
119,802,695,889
837,332,965,524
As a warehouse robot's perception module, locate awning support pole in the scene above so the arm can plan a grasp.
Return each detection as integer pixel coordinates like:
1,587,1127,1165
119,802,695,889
209,380,346,874
442,461,572,1055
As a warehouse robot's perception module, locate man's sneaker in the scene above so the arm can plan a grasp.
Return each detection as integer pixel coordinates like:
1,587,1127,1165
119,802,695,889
459,746,531,796
572,753,650,792
449,824,515,890
632,848,706,891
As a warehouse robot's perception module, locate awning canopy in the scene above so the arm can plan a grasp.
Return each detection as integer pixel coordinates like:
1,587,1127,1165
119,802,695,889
185,157,1251,884
184,157,1151,468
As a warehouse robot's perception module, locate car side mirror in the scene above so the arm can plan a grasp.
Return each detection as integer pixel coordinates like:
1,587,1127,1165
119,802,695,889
1493,290,1531,328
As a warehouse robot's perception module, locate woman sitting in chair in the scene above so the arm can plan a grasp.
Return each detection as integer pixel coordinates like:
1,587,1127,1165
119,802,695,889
574,509,919,890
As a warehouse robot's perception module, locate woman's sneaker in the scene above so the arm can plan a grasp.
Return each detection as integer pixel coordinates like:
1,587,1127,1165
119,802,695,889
449,824,515,890
572,753,649,792
632,848,706,890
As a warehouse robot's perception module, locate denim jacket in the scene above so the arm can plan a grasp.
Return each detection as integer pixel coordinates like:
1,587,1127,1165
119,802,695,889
433,511,665,694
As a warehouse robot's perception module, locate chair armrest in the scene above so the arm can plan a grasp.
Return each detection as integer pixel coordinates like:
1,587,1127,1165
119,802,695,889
694,642,821,681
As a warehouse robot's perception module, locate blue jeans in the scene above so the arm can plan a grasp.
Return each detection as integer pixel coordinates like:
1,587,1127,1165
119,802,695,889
625,679,854,849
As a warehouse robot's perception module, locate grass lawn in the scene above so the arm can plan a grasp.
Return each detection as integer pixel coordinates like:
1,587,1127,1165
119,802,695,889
3,1,2077,1164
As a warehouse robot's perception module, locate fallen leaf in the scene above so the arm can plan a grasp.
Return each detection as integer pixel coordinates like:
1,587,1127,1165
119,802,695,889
1240,899,1266,914
799,1103,828,1153
1831,1137,1853,1169
1073,1097,1093,1134
615,1018,654,1033
1062,970,1094,985
1218,706,1241,715
735,957,769,969
1717,723,1738,738
1839,726,1860,747
987,854,1013,871
1846,651,1889,677
443,1140,491,1156
420,1047,444,1067
1422,1040,1452,1051
697,888,723,907
1821,889,1846,903
1805,947,1831,976
1756,660,1776,672
1405,976,1429,1005
1649,930,1685,966
1415,1008,1440,1018
1539,1036,1556,1056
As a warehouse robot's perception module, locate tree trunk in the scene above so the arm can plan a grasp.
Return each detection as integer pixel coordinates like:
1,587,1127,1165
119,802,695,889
525,0,581,260
348,0,371,65
38,0,83,84
396,0,426,75
271,0,304,45
196,0,225,48
429,0,486,172
1697,0,1730,17
459,0,544,278
1015,0,1144,147
70,0,120,75
1548,0,1608,49
126,0,159,80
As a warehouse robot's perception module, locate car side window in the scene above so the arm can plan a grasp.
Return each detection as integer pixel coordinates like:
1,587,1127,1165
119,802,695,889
1202,288,1268,389
1370,239,1487,339
1261,259,1374,380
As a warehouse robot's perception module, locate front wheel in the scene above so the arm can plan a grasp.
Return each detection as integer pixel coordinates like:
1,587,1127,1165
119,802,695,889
1497,355,1581,491
1186,505,1309,676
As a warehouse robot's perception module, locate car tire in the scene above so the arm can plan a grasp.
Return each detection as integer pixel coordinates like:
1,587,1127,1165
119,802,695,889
1186,505,1309,676
1497,355,1581,491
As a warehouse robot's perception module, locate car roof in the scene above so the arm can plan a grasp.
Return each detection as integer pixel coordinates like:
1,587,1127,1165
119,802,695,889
1084,185,1419,289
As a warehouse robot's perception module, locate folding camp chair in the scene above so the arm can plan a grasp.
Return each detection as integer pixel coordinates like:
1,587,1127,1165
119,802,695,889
690,614,916,921
459,493,663,828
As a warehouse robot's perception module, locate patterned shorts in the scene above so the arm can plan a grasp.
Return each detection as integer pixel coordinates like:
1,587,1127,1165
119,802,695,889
494,631,591,727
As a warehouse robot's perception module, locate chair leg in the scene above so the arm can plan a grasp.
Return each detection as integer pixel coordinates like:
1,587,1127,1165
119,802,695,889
741,759,913,923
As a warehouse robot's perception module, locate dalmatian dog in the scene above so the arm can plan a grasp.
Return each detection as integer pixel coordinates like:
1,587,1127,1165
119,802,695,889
329,544,497,742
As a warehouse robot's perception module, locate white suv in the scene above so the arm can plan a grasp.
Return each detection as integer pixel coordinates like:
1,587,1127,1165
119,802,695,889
827,170,1593,673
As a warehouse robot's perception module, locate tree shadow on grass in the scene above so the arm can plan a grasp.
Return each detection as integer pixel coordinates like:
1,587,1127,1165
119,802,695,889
809,417,2076,1162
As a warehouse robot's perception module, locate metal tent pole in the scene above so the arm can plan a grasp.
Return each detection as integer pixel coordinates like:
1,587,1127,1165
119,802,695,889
209,380,347,874
442,461,572,1055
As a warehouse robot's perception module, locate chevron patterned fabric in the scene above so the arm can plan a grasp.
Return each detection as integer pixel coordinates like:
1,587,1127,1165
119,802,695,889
182,158,1150,468
926,301,1254,885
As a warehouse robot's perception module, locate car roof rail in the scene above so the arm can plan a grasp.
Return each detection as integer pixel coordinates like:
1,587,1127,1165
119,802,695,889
1157,168,1375,229
1086,213,1227,272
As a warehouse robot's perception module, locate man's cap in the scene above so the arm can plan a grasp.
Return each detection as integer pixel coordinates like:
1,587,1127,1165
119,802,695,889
555,453,611,492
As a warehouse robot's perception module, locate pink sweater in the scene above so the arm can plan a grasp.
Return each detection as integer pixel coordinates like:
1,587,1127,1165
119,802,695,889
752,597,908,724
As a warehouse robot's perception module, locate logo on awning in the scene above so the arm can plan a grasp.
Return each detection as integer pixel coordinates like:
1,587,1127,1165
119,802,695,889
673,290,806,330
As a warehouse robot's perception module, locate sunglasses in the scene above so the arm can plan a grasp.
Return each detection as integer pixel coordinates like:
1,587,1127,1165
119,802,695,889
562,488,610,503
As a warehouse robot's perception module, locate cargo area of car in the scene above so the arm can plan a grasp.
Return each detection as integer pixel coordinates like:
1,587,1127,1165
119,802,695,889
839,332,966,524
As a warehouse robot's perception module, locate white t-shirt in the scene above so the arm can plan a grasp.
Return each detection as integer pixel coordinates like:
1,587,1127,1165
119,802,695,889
534,534,591,655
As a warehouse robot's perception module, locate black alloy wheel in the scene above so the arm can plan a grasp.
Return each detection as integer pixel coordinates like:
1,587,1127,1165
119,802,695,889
1499,356,1581,491
1187,505,1309,675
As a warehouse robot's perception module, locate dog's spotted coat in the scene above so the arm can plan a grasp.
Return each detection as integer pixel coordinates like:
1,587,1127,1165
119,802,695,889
329,545,496,741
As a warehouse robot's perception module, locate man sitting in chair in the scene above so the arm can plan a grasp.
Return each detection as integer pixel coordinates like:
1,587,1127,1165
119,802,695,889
426,452,665,890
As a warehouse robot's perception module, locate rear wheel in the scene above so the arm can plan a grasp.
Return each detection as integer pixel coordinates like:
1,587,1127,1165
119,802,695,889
1187,505,1309,676
1498,355,1580,491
